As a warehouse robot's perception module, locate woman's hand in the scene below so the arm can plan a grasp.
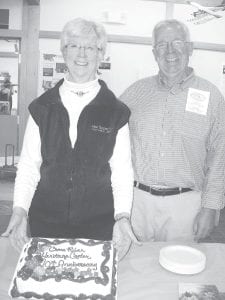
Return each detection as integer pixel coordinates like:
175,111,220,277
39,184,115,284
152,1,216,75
1,207,29,252
113,216,141,261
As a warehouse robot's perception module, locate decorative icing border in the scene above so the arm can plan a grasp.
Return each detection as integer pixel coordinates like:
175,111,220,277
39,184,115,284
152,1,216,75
10,238,117,300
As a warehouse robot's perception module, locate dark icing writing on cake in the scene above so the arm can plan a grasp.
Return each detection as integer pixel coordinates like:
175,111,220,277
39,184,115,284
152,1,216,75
49,246,85,253
17,238,111,285
41,244,95,272
42,259,97,270
41,251,91,260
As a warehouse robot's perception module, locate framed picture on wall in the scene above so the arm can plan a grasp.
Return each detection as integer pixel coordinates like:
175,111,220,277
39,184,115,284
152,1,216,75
99,55,111,70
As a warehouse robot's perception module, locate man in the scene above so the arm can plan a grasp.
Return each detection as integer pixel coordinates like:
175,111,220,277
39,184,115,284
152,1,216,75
2,18,138,259
120,19,225,242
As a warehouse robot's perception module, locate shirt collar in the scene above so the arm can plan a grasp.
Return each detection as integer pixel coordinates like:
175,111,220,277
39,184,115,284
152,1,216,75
157,67,195,93
62,75,100,96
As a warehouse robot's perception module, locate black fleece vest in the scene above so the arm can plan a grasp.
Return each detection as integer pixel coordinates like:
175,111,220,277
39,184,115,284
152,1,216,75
28,79,130,226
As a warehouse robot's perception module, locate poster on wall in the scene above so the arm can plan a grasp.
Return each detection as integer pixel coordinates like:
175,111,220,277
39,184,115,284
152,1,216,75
186,2,225,25
174,2,225,44
39,53,66,95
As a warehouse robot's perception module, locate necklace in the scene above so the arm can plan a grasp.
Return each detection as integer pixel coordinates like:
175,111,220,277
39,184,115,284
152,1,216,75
71,90,89,97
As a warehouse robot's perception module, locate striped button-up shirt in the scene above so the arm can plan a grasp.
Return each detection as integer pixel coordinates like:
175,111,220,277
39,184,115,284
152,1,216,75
120,68,225,209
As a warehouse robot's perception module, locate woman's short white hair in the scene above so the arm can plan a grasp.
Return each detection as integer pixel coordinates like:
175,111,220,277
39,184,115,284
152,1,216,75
152,19,191,46
60,18,107,55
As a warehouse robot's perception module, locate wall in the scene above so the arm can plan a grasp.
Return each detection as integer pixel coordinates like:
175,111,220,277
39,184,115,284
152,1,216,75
40,0,165,36
100,42,158,96
190,50,225,95
39,0,225,97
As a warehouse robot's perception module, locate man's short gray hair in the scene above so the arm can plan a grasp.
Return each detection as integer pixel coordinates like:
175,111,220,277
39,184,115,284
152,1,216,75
152,19,191,46
60,18,107,55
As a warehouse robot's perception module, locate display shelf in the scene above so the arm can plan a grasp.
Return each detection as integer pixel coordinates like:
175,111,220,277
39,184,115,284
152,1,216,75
0,29,22,39
0,52,18,58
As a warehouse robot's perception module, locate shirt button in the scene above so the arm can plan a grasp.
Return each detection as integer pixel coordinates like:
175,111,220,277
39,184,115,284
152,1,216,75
66,178,73,190
161,153,165,157
163,131,166,136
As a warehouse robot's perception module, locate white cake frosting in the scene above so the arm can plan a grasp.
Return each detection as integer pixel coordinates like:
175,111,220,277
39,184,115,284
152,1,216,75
9,238,117,300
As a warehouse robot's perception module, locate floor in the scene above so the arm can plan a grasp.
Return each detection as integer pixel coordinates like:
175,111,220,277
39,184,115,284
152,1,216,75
0,180,225,242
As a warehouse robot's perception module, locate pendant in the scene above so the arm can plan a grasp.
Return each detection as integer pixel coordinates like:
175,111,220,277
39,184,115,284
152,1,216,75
71,91,89,97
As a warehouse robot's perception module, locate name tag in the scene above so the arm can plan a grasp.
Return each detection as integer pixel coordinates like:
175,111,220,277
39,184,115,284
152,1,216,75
185,88,210,115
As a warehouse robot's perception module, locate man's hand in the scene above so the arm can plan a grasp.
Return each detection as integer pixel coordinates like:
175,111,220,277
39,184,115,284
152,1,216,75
193,207,217,242
113,217,141,261
1,207,29,252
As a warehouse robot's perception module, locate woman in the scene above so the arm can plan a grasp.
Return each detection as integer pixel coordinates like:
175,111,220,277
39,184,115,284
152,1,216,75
3,18,138,259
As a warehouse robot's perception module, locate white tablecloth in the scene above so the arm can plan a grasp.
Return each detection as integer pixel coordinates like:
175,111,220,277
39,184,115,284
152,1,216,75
0,238,225,300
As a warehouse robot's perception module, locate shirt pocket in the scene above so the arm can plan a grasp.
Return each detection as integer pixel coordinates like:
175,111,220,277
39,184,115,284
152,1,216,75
181,111,208,140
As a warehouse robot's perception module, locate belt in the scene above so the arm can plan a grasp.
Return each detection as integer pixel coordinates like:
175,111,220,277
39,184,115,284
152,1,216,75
134,181,192,197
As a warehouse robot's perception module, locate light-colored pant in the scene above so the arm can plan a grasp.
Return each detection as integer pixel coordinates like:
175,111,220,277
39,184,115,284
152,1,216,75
131,188,202,242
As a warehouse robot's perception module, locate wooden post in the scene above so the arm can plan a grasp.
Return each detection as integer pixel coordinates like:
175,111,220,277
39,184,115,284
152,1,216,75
18,0,40,153
166,2,174,19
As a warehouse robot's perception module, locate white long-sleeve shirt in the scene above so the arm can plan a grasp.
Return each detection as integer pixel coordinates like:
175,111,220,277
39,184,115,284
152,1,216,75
13,78,134,217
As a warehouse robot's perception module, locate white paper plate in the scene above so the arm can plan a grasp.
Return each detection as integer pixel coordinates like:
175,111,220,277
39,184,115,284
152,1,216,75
159,245,206,275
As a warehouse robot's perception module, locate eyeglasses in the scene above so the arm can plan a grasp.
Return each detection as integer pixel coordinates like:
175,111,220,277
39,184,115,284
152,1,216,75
154,40,188,53
66,43,101,56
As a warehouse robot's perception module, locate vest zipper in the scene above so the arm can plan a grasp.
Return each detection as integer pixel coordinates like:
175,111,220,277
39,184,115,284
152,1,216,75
67,173,73,223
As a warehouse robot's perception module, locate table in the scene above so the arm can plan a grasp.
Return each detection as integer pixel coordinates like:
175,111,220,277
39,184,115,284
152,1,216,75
0,238,225,300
